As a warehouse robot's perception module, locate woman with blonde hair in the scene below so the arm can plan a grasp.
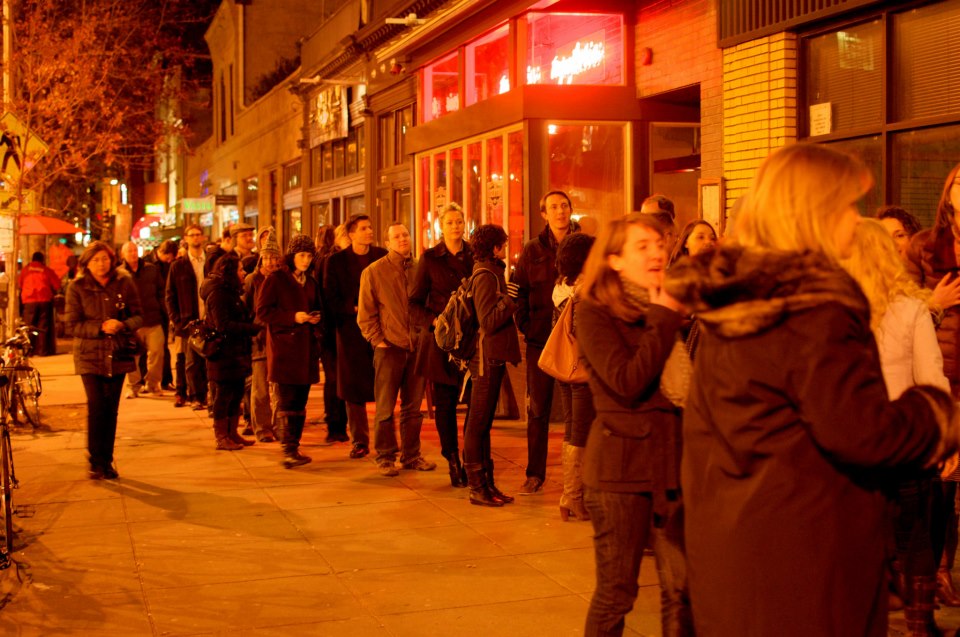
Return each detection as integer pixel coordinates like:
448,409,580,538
844,219,949,636
664,143,960,636
577,213,691,636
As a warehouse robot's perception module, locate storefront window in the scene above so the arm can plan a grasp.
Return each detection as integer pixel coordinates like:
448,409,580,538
311,201,330,227
322,145,333,182
486,137,504,228
507,131,525,269
419,156,433,250
346,128,358,175
824,136,882,216
892,125,960,227
547,122,626,229
283,162,301,193
804,19,882,136
422,51,460,123
450,147,464,209
433,153,448,218
465,23,510,106
346,194,366,217
525,13,624,86
333,140,345,179
892,0,960,122
467,142,482,231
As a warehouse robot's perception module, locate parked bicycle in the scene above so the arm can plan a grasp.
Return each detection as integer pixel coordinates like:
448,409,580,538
0,370,18,562
1,322,42,429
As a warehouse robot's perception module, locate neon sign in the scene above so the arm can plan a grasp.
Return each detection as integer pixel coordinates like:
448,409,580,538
550,40,605,84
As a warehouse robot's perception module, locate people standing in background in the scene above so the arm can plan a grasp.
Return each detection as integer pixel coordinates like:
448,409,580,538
640,194,679,254
244,227,281,443
877,205,923,257
18,251,61,356
410,203,474,488
166,223,208,410
257,234,324,469
148,239,178,391
906,161,960,608
358,222,436,477
324,215,387,459
203,253,261,451
513,190,579,495
119,242,166,398
314,224,348,443
204,229,233,276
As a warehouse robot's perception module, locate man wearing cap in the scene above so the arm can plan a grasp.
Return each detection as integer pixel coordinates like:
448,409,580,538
358,222,436,477
243,226,280,442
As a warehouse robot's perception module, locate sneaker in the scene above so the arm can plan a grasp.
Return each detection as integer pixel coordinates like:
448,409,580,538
401,457,437,472
349,445,369,459
147,383,163,397
283,452,312,469
378,461,399,477
174,395,187,408
519,476,544,495
125,387,139,399
257,434,276,443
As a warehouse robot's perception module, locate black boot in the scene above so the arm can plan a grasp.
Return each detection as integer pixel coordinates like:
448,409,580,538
446,452,467,488
486,458,513,503
905,575,943,636
280,411,311,469
464,463,502,507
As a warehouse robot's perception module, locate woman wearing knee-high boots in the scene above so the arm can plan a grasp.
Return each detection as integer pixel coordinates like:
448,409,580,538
462,224,521,506
202,254,261,450
410,204,474,487
551,233,596,521
257,234,323,468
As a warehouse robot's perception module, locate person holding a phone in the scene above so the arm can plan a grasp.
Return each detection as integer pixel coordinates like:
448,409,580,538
256,234,323,469
358,222,436,477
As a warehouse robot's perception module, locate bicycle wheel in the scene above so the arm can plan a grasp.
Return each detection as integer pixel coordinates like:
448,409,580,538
1,427,13,555
12,369,40,429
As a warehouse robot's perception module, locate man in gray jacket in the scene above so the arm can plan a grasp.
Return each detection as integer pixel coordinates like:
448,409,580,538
358,222,436,477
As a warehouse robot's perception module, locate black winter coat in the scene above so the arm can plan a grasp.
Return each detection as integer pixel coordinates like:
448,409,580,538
119,258,165,327
409,240,473,385
576,299,683,503
473,259,521,366
166,255,202,334
64,270,144,377
324,246,387,402
514,223,579,347
256,267,322,386
243,269,267,360
201,275,259,382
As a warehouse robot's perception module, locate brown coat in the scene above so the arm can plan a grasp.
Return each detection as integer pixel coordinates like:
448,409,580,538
665,246,951,637
906,228,960,394
357,250,418,350
256,267,322,386
576,299,683,504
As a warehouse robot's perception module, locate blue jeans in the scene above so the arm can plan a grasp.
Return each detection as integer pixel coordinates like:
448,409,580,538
373,346,425,464
584,488,693,637
559,381,594,448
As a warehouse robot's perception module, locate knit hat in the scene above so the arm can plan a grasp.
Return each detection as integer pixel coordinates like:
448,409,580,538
286,233,315,258
260,226,280,256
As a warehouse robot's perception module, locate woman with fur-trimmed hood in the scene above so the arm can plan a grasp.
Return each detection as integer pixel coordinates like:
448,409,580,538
663,143,960,637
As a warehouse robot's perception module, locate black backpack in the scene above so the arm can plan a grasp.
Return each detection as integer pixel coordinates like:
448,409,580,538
434,270,497,365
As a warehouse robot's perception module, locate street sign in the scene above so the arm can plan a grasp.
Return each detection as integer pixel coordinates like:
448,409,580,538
0,111,49,184
0,189,37,213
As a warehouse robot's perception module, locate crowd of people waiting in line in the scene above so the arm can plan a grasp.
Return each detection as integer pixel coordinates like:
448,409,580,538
44,141,960,635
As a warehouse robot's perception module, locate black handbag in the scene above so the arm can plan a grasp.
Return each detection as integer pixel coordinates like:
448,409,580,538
186,319,224,359
112,294,145,361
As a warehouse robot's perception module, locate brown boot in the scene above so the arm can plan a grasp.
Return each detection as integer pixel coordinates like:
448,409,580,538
905,575,943,636
559,442,590,521
227,414,254,446
214,418,242,451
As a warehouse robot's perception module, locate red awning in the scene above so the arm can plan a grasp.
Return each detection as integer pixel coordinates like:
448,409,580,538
18,215,79,235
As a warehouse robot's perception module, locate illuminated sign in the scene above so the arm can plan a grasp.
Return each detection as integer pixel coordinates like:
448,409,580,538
145,204,165,215
551,36,605,85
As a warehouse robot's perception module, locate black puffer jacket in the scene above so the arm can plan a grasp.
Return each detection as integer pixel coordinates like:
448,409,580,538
514,223,579,347
119,258,165,327
64,270,143,377
201,274,260,382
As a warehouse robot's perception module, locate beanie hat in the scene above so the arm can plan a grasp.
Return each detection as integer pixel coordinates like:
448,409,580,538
259,226,280,256
286,233,315,258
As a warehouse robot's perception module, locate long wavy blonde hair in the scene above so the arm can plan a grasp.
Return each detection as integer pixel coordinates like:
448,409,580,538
842,219,933,333
732,142,873,261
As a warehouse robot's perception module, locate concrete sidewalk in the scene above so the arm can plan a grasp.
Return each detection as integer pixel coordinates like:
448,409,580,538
0,352,663,636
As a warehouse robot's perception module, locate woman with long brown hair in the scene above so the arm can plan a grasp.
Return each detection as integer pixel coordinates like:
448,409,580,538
577,213,691,636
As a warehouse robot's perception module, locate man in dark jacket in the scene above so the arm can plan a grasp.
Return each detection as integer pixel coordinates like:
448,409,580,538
119,242,166,397
512,190,579,495
324,214,387,458
166,223,208,409
358,223,436,477
146,239,178,390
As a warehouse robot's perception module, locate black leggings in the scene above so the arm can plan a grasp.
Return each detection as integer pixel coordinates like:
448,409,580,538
211,379,245,420
81,373,125,469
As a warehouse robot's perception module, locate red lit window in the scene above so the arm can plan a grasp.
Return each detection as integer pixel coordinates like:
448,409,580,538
465,23,511,107
422,51,460,123
525,13,623,86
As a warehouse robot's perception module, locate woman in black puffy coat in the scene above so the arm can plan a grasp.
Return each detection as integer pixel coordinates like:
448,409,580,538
64,241,143,479
201,253,261,451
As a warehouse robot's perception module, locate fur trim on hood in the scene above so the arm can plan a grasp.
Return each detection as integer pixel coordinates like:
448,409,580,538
664,245,869,338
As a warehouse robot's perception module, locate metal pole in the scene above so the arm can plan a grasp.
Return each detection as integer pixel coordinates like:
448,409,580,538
2,0,16,339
